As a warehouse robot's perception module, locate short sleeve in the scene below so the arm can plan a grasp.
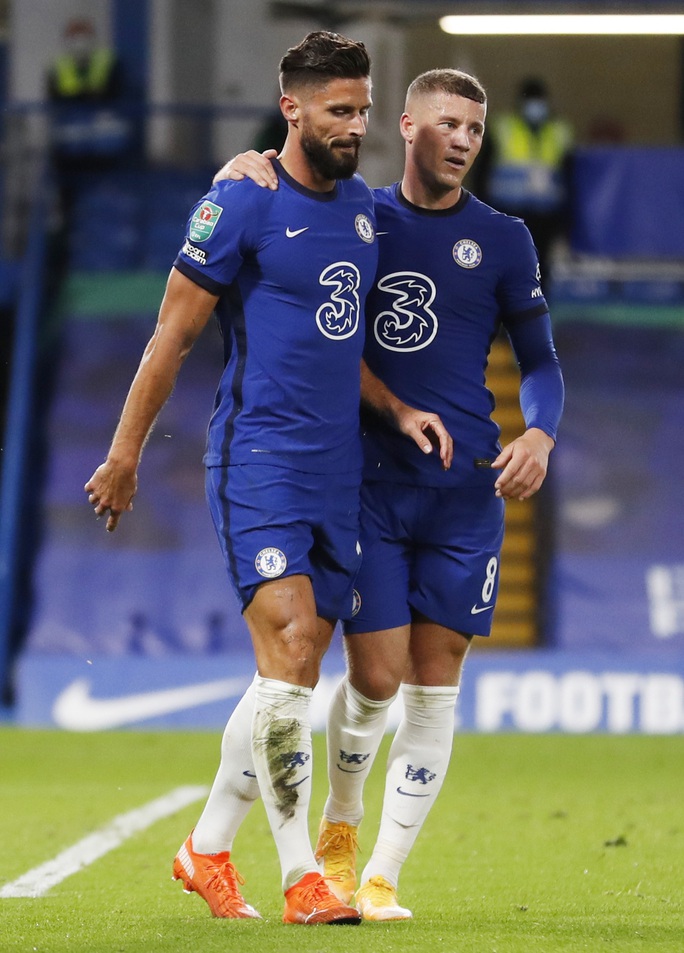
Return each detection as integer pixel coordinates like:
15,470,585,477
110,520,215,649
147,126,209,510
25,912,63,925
174,180,261,293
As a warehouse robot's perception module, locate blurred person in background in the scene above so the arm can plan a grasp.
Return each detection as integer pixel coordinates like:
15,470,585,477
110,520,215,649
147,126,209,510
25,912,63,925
474,76,573,282
47,17,120,105
46,16,131,184
252,89,289,155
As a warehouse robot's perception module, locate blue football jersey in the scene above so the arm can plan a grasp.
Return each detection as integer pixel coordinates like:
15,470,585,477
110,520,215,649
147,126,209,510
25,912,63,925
362,185,551,487
174,159,377,474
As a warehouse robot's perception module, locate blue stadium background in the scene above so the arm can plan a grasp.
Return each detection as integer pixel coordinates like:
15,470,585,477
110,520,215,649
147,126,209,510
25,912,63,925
1,0,684,734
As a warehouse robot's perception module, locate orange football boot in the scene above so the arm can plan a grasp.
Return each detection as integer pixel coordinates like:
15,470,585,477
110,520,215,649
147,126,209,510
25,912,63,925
283,871,361,925
173,834,261,919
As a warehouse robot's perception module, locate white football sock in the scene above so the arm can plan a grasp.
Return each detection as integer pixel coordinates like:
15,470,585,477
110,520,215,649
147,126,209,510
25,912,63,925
252,675,316,891
192,674,260,854
361,683,459,888
324,676,395,826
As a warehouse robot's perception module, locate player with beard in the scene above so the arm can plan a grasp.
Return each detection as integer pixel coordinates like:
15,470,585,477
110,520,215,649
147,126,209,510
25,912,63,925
85,32,447,925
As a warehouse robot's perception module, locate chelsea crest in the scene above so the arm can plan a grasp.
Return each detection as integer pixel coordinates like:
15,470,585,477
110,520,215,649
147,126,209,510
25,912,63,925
453,239,482,269
355,214,375,243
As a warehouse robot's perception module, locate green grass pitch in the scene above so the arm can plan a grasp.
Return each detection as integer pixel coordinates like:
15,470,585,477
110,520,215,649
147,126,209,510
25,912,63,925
1,727,682,952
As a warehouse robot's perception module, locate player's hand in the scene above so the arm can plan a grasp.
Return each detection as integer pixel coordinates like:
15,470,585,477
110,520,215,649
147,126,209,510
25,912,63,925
394,407,453,470
84,461,137,533
213,150,279,189
491,428,554,500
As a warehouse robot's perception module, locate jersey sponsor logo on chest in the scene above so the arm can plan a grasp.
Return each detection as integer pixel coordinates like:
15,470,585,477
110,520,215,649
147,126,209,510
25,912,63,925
316,261,362,341
373,271,438,353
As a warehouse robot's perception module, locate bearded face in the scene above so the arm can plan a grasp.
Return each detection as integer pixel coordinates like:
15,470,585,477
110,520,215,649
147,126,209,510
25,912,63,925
289,76,370,183
300,117,361,180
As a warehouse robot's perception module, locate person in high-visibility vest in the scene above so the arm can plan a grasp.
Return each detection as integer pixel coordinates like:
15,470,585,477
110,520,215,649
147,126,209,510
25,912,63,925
46,16,131,175
475,77,573,282
46,16,131,254
47,18,119,103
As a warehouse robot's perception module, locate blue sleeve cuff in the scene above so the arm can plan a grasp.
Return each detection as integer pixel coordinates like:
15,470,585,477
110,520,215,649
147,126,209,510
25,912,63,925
173,257,227,297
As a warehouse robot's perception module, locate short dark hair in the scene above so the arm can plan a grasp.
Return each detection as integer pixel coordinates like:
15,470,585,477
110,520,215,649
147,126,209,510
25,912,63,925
406,69,486,108
279,31,371,94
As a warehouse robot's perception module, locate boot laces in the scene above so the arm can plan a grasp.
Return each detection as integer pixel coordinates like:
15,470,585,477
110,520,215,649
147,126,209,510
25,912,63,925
298,875,341,910
205,859,245,900
364,875,397,904
316,826,359,872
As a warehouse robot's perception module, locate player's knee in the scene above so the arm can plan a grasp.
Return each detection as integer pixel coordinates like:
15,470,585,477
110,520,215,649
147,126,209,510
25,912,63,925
255,614,326,685
413,653,466,687
350,662,401,701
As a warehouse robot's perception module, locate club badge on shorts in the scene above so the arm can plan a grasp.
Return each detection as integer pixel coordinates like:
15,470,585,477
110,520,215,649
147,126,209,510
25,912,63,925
255,547,287,578
351,589,362,617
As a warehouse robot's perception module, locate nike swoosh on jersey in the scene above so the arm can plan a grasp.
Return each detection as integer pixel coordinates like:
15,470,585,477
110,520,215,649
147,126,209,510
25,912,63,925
470,604,495,615
52,675,251,731
285,226,309,238
376,231,389,235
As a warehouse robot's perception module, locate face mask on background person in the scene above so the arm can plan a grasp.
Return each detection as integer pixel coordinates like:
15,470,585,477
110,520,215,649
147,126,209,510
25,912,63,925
521,98,550,126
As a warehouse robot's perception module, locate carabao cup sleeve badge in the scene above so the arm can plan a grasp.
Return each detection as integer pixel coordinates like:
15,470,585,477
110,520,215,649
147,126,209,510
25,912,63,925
190,201,223,242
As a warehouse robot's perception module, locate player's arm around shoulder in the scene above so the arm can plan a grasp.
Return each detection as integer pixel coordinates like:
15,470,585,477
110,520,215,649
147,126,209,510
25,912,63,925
360,359,453,470
85,268,219,532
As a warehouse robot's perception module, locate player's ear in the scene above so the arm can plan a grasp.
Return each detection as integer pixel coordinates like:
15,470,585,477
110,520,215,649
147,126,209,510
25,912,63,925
280,93,298,125
399,112,413,144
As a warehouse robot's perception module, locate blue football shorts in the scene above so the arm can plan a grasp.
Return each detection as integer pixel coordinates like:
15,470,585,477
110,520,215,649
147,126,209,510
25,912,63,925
206,464,362,619
344,480,505,637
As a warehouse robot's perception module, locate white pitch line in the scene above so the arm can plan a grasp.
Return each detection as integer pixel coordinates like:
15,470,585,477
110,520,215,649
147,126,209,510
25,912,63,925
0,784,208,899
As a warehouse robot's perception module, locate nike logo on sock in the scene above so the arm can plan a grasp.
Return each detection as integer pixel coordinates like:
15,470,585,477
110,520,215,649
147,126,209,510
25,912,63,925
283,776,310,790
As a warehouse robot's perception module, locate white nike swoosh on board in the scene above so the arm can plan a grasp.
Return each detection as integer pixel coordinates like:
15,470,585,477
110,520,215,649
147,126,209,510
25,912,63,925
470,604,495,615
52,675,252,731
285,226,309,238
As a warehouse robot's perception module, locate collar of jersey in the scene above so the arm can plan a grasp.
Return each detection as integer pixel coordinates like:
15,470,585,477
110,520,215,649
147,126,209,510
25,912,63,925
272,158,339,202
395,183,470,217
